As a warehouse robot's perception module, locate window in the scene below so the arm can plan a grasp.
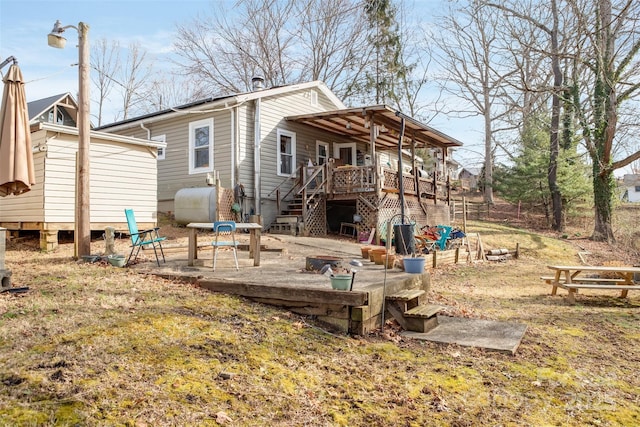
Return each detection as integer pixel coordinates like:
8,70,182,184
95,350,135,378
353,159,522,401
152,134,166,160
48,109,64,125
189,118,214,174
635,185,640,192
277,129,296,177
310,90,318,106
316,141,329,165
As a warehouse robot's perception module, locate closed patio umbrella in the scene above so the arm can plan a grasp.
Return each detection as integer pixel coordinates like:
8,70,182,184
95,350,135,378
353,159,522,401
0,62,35,197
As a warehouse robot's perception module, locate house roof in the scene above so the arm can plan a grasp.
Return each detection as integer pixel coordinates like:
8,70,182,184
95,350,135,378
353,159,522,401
27,93,77,123
95,80,345,132
32,122,166,149
286,105,463,151
460,167,481,176
623,174,640,186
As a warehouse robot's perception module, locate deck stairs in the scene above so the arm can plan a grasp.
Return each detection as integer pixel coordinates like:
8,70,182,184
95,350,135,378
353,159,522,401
271,193,322,236
385,289,444,332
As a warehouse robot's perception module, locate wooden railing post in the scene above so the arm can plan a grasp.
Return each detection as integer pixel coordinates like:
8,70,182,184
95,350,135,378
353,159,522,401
433,170,438,204
276,189,281,214
302,187,307,220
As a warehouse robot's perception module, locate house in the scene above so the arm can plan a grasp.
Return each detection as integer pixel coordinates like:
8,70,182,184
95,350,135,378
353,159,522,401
459,167,481,191
622,174,640,202
27,93,79,127
0,121,165,251
97,79,463,239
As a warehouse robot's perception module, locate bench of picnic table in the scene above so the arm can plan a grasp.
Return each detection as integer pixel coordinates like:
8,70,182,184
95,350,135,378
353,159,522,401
543,265,640,303
540,276,627,285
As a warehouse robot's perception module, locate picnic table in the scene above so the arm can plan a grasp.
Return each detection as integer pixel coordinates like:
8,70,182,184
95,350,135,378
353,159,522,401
187,222,262,267
542,265,640,303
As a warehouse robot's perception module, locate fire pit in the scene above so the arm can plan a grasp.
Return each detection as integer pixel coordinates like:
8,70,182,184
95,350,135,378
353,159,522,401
305,255,342,272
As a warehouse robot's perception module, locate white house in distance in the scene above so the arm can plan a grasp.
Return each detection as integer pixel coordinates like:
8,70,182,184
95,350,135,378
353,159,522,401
622,174,640,202
97,79,463,237
0,94,165,250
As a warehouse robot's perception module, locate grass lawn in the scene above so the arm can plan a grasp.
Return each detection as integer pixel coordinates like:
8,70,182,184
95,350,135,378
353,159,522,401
1,220,639,426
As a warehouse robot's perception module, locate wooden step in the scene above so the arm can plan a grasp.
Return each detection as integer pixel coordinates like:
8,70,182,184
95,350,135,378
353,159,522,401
404,304,444,319
386,289,426,302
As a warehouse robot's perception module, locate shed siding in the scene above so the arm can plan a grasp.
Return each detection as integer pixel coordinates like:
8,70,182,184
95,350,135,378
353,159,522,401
0,133,46,222
0,127,160,230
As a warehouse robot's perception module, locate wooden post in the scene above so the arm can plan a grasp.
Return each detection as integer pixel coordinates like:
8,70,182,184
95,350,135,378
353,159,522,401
433,170,438,204
462,196,467,233
76,22,91,258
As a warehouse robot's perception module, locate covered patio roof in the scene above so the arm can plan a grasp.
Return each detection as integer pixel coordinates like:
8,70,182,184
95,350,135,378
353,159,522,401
286,105,463,151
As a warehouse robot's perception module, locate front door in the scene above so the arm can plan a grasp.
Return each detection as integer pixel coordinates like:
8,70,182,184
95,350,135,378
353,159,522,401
333,142,356,166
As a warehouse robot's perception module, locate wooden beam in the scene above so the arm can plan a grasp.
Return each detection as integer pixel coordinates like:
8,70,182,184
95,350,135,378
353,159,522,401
198,279,369,306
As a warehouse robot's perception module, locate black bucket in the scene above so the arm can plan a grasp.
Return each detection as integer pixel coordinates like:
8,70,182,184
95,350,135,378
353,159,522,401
393,224,415,255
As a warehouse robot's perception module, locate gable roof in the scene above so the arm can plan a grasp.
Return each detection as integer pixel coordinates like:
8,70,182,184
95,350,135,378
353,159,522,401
27,93,77,123
287,105,463,151
96,80,345,132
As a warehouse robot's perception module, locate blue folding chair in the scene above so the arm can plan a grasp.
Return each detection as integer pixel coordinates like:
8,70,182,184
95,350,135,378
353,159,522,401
211,221,239,271
124,209,166,266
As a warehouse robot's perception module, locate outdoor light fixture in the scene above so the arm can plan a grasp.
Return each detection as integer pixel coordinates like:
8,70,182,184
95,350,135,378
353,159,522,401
47,20,69,48
47,20,91,258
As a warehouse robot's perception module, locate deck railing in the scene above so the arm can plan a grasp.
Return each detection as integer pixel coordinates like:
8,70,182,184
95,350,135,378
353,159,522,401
276,163,449,215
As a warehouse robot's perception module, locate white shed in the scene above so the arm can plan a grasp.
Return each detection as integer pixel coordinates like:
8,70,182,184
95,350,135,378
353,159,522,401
622,174,640,203
0,122,166,250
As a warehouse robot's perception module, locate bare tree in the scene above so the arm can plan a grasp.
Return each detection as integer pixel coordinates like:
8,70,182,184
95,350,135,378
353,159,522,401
433,1,517,204
567,0,640,241
118,42,152,121
172,0,373,99
141,75,208,114
91,38,120,126
295,0,373,100
486,0,572,231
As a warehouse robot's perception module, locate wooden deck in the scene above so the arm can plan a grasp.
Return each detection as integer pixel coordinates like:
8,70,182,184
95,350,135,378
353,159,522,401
137,234,433,334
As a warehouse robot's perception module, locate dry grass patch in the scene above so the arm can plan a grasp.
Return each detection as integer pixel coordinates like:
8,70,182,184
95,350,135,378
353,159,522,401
1,223,639,426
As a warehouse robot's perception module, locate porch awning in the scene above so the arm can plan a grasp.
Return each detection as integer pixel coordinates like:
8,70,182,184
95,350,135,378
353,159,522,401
286,105,463,151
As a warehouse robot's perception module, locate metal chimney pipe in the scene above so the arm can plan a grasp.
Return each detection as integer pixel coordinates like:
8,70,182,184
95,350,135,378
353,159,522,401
252,76,265,91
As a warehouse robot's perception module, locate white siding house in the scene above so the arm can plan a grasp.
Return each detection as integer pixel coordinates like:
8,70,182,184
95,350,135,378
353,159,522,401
622,174,640,202
0,123,165,250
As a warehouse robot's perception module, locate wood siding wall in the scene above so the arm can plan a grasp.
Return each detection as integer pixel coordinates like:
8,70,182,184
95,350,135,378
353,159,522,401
0,129,159,229
0,132,46,223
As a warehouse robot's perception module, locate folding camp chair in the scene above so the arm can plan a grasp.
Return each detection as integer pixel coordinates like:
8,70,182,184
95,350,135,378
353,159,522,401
211,221,239,271
416,225,453,252
124,208,166,266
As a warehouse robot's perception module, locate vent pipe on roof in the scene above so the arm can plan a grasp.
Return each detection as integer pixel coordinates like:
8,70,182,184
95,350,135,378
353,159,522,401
252,76,265,91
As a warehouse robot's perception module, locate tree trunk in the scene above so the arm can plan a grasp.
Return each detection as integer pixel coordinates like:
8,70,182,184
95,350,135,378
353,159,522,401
483,96,494,205
548,0,563,231
591,167,615,242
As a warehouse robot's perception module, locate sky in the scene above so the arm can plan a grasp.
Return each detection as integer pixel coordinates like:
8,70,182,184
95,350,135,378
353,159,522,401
0,0,485,169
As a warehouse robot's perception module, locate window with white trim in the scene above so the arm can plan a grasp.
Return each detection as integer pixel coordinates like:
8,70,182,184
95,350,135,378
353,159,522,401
189,118,214,174
152,134,166,160
310,90,318,106
277,129,296,177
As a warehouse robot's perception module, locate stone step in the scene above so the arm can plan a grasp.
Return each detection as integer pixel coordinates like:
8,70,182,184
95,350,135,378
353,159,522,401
275,216,299,224
269,223,297,236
